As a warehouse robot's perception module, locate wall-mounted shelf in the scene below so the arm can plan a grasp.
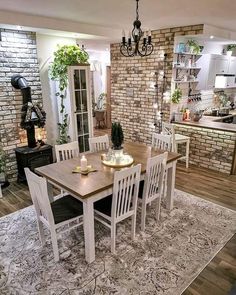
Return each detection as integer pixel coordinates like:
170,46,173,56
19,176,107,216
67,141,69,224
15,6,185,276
172,80,199,84
174,52,202,57
173,67,201,70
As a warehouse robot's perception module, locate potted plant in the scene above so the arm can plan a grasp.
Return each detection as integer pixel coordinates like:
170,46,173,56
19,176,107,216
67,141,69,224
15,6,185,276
50,45,89,144
0,148,6,183
187,39,201,54
226,44,236,56
111,122,124,159
171,88,182,104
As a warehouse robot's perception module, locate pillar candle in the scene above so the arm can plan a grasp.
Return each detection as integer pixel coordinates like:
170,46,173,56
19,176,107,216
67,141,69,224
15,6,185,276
80,155,87,171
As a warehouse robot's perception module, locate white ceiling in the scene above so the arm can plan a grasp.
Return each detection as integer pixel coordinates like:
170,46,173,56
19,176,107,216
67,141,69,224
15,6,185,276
1,0,236,47
1,0,236,31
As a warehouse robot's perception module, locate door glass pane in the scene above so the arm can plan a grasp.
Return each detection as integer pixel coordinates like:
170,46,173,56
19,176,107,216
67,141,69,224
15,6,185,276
83,113,89,134
75,91,82,112
74,70,81,89
84,134,89,152
76,114,83,136
80,70,86,89
78,136,84,152
81,90,88,112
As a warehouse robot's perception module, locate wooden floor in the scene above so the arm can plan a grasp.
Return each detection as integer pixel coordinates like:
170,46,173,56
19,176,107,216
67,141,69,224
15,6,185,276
0,163,236,294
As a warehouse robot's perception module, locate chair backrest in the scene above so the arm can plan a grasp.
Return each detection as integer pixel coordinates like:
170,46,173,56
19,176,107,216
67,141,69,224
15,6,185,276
142,152,168,203
162,122,176,152
89,134,109,153
152,133,172,152
55,141,79,162
25,168,55,226
112,164,141,221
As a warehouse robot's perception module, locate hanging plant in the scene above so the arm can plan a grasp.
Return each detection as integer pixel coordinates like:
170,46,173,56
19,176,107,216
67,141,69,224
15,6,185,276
171,88,182,104
50,45,89,144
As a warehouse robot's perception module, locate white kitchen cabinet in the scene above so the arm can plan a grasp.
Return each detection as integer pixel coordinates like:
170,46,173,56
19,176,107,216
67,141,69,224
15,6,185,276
67,65,93,152
228,57,236,75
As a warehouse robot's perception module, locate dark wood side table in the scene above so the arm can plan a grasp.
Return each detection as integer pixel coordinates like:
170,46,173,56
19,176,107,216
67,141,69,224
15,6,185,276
15,144,53,183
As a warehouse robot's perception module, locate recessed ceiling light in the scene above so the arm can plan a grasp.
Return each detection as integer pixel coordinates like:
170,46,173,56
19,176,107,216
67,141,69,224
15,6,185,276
210,35,214,39
17,25,22,30
105,48,109,51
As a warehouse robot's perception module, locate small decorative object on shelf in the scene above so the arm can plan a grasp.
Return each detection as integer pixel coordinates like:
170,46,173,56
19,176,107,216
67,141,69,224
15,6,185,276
186,39,201,54
120,0,153,57
171,88,182,104
226,44,236,56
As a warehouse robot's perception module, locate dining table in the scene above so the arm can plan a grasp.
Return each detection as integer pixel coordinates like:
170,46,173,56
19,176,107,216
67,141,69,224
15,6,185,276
35,141,181,264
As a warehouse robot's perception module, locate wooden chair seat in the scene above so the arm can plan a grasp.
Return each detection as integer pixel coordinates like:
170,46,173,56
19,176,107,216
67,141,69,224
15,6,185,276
51,195,83,224
175,133,190,142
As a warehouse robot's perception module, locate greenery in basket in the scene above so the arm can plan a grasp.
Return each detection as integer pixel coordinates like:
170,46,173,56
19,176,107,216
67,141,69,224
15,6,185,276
50,45,89,144
111,122,124,150
227,44,236,51
187,39,201,54
171,88,182,104
0,147,6,174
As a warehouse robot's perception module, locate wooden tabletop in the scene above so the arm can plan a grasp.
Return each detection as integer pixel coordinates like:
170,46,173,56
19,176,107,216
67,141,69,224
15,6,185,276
35,142,181,199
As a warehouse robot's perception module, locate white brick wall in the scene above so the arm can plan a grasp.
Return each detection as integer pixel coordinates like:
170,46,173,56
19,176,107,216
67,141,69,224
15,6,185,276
0,29,44,180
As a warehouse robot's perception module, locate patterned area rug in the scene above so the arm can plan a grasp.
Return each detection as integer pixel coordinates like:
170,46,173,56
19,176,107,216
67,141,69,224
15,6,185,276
1,189,236,295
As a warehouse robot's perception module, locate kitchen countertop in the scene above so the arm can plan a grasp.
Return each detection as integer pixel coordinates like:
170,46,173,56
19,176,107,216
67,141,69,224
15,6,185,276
174,111,236,133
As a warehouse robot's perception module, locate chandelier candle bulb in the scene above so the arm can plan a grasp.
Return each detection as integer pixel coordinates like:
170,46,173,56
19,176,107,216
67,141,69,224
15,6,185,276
80,155,88,172
122,30,126,45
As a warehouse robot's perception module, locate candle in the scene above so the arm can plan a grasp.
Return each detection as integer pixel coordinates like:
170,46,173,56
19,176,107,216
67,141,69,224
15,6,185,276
80,155,87,172
122,29,126,45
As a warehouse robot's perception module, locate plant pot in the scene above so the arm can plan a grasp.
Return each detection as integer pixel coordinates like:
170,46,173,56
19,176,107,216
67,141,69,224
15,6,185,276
227,50,233,56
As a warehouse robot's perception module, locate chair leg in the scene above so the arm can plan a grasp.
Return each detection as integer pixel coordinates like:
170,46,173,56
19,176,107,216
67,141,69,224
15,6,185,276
50,229,59,262
37,220,46,246
155,197,161,221
111,223,116,254
141,201,147,232
186,139,190,169
131,213,137,239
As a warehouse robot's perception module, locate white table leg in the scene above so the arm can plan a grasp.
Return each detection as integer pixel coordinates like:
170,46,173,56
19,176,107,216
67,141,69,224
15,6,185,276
0,185,2,198
166,161,177,210
83,199,95,263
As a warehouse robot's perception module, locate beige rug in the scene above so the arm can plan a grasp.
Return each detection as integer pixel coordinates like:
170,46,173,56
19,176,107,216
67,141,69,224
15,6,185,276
0,189,236,295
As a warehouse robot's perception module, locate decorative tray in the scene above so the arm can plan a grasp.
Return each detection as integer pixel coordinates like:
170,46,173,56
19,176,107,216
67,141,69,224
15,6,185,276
72,165,97,175
102,155,134,168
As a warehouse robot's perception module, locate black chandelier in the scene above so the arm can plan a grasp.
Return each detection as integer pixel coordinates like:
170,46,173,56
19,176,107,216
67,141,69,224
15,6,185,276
120,0,153,57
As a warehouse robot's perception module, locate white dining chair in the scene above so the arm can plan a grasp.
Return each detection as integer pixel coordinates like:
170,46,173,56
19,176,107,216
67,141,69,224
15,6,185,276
152,133,172,152
139,152,168,231
162,121,190,168
88,134,109,152
94,164,141,253
25,168,83,262
55,141,79,162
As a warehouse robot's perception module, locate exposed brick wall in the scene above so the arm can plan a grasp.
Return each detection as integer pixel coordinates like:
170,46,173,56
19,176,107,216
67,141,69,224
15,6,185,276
110,25,204,144
0,29,44,181
174,124,236,174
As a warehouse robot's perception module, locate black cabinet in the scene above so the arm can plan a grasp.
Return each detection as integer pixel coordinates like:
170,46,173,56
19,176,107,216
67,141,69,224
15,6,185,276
15,145,53,182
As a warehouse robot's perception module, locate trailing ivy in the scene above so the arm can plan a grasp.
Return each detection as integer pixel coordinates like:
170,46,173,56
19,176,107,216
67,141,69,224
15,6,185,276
50,45,89,144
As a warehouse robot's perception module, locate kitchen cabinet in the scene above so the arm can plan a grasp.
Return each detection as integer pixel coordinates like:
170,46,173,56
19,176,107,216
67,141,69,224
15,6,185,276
67,65,93,153
197,54,236,90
